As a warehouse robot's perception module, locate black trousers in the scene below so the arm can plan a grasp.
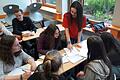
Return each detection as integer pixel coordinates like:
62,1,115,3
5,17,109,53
20,39,39,60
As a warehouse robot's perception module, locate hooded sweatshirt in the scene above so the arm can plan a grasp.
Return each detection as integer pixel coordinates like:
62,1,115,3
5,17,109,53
81,60,110,80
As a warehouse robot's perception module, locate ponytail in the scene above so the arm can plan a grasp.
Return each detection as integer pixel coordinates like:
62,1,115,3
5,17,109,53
43,60,52,79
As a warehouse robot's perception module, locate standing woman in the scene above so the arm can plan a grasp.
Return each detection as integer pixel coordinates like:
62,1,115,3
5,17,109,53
62,1,86,49
37,24,62,55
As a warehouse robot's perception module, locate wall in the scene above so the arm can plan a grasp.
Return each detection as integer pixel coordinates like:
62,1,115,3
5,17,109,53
112,0,120,27
0,0,68,21
0,0,36,14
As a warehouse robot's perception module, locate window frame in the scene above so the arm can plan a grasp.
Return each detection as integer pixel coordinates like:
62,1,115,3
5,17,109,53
36,0,56,9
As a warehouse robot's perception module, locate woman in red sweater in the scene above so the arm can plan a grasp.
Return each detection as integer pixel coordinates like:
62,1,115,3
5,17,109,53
62,1,86,49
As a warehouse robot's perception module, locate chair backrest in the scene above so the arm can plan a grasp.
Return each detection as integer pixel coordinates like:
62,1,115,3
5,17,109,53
3,4,19,15
28,3,42,12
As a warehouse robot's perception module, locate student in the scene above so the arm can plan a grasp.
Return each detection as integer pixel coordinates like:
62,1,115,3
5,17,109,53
0,35,36,80
12,9,36,35
100,32,120,79
12,9,38,60
0,22,12,36
28,50,62,80
37,24,62,55
76,36,112,80
62,1,86,49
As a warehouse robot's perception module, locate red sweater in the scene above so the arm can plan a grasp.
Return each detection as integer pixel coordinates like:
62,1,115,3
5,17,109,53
62,12,86,39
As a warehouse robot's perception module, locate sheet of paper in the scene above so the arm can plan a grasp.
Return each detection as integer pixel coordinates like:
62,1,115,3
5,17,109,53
67,54,84,63
7,68,24,76
39,55,45,60
7,61,43,76
77,40,88,58
64,47,84,63
64,47,79,56
62,55,69,63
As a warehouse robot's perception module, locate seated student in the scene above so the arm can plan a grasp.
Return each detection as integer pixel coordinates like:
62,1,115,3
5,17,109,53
12,9,38,60
100,32,120,79
0,35,36,80
12,9,36,35
37,24,62,55
0,22,12,36
76,36,112,80
28,50,62,80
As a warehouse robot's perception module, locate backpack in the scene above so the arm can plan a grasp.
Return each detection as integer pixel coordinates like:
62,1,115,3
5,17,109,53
91,22,108,33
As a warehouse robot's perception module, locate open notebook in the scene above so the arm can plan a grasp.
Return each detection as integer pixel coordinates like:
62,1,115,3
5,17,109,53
63,47,85,63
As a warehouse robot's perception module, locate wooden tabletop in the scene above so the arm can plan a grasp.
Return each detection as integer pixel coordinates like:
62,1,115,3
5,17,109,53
22,28,44,41
22,24,65,41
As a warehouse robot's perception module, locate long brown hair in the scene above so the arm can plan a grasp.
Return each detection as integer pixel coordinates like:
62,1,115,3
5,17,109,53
39,24,61,50
87,36,112,80
0,35,16,65
69,1,83,31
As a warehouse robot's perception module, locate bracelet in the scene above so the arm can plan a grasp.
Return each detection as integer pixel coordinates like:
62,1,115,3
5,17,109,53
20,74,23,80
67,41,71,44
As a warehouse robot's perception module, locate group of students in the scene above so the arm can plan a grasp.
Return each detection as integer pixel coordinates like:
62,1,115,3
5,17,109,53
0,0,120,80
0,32,120,80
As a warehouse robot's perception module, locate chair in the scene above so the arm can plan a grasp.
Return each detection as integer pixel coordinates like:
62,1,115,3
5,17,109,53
28,3,44,28
3,4,19,25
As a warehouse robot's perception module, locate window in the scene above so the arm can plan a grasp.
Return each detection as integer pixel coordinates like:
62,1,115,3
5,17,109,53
83,0,115,23
45,0,56,5
37,0,56,8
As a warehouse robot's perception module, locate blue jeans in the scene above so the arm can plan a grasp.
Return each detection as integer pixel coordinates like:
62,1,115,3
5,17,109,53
70,34,84,44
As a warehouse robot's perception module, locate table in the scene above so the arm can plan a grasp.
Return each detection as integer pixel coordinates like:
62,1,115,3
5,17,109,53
58,40,87,74
22,24,65,41
8,40,88,76
22,28,44,41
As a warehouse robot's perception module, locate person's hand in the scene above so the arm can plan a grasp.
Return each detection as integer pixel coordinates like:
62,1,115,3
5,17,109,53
76,71,85,78
31,64,36,71
67,43,73,50
76,44,82,48
30,31,35,36
22,70,31,80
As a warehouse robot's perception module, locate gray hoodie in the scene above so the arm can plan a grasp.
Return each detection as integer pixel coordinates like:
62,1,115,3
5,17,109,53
81,60,110,80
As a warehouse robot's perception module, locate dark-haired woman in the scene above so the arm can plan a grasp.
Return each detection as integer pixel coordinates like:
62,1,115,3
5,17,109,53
37,24,62,55
62,1,86,49
77,36,112,80
100,32,120,79
0,35,36,80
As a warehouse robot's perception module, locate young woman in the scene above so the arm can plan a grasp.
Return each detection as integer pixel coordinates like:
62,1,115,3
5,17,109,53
62,1,86,49
28,50,62,80
76,36,112,80
0,35,36,80
37,24,62,55
100,32,120,79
